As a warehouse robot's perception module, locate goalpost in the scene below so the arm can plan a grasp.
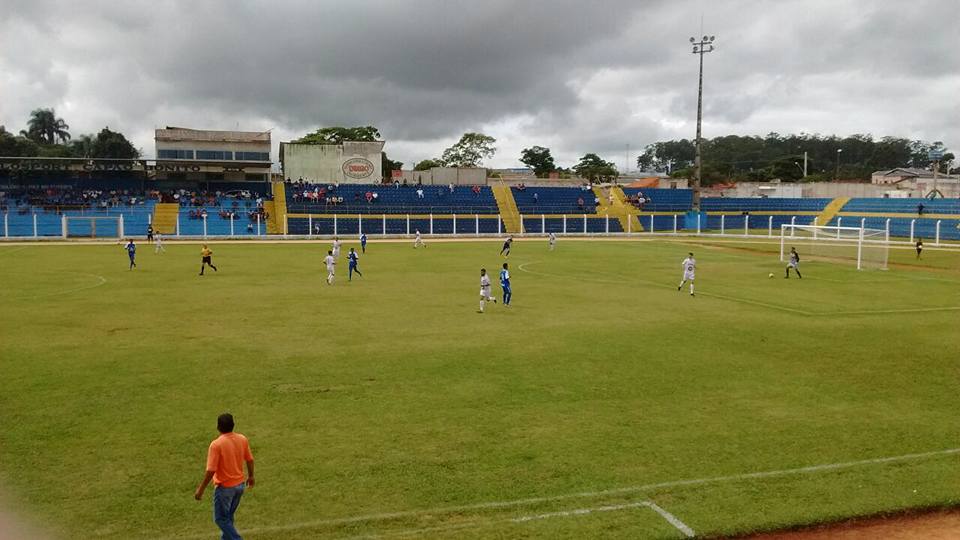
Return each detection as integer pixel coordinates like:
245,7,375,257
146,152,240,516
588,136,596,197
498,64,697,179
62,215,124,239
780,224,888,270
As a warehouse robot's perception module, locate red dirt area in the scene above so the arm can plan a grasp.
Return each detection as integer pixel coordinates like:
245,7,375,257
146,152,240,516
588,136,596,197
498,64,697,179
739,509,960,540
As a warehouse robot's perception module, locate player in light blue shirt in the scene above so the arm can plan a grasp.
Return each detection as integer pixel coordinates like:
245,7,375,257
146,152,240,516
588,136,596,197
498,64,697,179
499,262,511,306
124,239,137,270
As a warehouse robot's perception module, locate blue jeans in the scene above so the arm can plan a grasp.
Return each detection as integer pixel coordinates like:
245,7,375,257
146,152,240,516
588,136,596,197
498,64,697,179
213,483,245,540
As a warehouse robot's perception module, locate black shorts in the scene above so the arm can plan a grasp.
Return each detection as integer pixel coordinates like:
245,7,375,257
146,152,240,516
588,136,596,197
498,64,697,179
147,233,153,241
202,256,212,264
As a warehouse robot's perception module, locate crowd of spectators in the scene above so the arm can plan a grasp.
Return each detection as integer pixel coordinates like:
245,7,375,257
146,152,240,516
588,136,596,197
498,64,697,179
0,187,152,213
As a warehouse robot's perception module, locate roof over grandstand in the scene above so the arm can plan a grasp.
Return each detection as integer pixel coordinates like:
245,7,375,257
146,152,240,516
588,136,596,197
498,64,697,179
155,127,271,143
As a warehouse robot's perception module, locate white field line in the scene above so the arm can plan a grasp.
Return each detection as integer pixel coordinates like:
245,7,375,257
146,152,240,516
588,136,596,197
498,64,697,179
0,245,30,256
165,447,960,539
646,501,696,538
27,273,108,299
511,501,649,523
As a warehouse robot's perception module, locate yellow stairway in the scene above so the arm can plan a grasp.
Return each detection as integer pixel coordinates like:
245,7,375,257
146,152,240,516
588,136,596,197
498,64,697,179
492,185,524,233
266,182,287,235
815,197,850,227
593,186,643,232
151,203,180,234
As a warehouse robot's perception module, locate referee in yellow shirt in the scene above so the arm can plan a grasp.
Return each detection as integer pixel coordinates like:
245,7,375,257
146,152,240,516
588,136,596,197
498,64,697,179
200,244,218,276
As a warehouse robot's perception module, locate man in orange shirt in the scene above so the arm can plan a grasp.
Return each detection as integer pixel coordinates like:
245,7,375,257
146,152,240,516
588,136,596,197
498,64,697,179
194,413,255,540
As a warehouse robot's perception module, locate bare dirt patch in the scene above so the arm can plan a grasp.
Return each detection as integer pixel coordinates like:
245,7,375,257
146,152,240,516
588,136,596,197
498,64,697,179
738,508,960,540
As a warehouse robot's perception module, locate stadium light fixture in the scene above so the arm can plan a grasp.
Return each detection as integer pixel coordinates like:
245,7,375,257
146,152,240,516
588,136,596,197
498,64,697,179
689,34,717,210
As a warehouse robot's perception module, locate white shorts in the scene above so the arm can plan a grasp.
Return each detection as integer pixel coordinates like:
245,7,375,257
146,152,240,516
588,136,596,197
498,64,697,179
683,272,695,281
327,266,335,275
787,261,799,268
480,288,491,298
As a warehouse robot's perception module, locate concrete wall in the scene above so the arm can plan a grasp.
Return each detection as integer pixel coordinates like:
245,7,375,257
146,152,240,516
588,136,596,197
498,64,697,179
393,167,486,185
281,141,384,184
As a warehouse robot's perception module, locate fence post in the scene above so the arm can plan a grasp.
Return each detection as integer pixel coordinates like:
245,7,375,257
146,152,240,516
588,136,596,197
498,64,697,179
475,214,479,236
358,214,363,236
790,216,796,237
3,213,7,238
885,218,890,242
383,214,387,237
147,213,152,226
407,214,411,236
452,214,457,236
673,214,677,234
768,215,773,237
583,214,587,234
935,220,941,245
696,213,701,235
605,214,609,235
836,216,842,238
563,215,567,235
202,214,207,238
497,215,501,235
720,214,725,235
33,213,38,238
909,219,915,243
230,214,235,237
284,213,288,236
627,214,632,234
429,213,434,235
744,215,749,236
308,215,312,237
119,214,125,238
177,213,181,237
541,214,545,235
860,218,866,232
255,214,260,236
333,214,338,236
61,214,67,239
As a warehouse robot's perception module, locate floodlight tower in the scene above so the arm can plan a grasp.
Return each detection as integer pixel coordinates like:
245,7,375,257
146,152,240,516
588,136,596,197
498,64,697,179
690,34,715,210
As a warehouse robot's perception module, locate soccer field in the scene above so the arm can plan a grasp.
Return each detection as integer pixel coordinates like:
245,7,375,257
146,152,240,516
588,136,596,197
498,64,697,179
1,238,958,539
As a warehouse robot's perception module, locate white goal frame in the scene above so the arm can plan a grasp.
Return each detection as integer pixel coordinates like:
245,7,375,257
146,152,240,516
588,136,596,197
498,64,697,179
62,215,125,239
780,224,888,270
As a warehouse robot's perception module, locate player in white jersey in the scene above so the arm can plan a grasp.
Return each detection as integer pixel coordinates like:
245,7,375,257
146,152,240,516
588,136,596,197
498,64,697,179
414,229,426,248
154,232,165,253
324,250,336,285
678,252,695,296
548,232,556,251
331,237,341,258
785,247,802,278
478,268,497,313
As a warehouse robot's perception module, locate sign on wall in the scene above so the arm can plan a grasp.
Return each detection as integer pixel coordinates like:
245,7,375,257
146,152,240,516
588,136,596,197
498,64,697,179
342,157,376,179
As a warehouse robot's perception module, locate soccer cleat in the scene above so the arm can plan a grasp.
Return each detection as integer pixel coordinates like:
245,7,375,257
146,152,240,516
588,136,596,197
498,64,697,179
677,286,681,291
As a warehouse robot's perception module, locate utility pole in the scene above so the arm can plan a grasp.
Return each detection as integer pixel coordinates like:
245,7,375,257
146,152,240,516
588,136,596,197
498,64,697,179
690,34,716,210
803,151,808,177
835,148,842,180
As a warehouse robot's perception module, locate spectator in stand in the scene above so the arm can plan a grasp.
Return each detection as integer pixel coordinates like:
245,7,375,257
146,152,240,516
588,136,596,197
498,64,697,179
372,192,379,202
577,196,585,211
416,187,424,199
365,190,373,203
449,183,454,193
472,185,481,196
593,195,600,207
354,192,361,203
917,203,925,216
533,192,539,204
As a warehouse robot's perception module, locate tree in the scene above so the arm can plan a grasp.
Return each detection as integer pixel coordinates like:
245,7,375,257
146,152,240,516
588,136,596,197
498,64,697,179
519,146,556,177
295,126,381,144
21,108,71,144
573,153,618,182
440,133,496,167
69,134,96,158
0,126,40,156
382,152,402,181
413,159,441,171
90,127,139,158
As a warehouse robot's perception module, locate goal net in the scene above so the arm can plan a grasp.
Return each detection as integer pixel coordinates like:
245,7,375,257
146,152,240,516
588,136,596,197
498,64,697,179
63,216,123,239
780,224,888,270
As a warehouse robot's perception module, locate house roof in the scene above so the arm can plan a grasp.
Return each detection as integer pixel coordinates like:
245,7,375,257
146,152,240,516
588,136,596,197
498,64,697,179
156,127,271,143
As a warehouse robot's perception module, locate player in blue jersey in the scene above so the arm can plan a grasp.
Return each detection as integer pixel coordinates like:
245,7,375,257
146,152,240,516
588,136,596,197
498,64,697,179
499,262,511,306
348,247,362,281
124,239,137,269
360,233,367,253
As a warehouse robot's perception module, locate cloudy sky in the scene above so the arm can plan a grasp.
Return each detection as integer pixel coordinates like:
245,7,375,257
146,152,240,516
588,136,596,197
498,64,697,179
1,0,957,170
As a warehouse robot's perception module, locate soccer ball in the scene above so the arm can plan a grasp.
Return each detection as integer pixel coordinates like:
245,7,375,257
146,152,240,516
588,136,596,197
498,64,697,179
768,273,774,278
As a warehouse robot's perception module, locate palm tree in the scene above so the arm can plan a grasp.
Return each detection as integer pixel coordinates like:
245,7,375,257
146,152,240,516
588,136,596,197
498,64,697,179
20,108,71,144
69,134,96,157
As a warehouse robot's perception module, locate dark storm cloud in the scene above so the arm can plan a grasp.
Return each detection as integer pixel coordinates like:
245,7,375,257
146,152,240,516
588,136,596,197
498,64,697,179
0,0,957,167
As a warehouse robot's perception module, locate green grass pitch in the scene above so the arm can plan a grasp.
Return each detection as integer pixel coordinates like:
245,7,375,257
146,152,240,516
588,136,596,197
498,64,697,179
0,238,958,539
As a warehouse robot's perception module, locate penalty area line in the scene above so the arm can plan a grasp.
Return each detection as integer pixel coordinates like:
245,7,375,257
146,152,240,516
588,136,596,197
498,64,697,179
164,447,960,539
